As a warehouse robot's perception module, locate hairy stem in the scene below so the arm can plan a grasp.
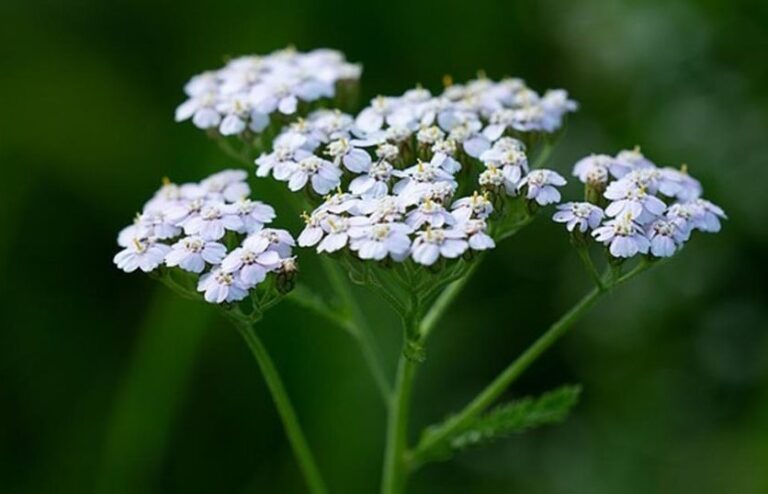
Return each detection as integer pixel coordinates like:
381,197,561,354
230,317,328,494
381,317,420,494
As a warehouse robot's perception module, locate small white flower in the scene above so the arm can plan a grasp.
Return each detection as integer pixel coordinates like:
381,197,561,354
298,210,328,247
287,156,342,195
197,268,249,304
252,228,296,258
256,132,308,178
604,180,667,222
165,236,227,273
614,147,656,175
411,228,468,266
376,143,400,161
183,202,243,240
327,137,372,173
666,199,726,234
200,169,250,202
451,192,494,221
349,160,394,198
572,154,627,184
393,156,458,202
135,210,181,240
460,218,495,251
355,96,398,133
592,215,650,258
552,202,604,233
175,91,221,129
114,238,171,273
405,199,455,229
518,169,567,205
478,165,515,194
221,245,282,286
646,218,688,258
416,125,445,145
348,222,412,261
216,93,269,135
230,198,276,234
316,215,369,253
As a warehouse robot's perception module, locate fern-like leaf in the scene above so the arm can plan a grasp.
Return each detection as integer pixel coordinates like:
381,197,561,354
414,385,581,465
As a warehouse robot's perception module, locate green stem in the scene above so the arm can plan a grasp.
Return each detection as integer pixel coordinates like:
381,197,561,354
287,283,358,338
577,247,606,291
381,319,419,494
230,317,328,494
412,260,655,464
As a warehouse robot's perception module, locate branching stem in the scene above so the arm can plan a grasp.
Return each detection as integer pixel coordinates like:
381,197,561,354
410,259,656,466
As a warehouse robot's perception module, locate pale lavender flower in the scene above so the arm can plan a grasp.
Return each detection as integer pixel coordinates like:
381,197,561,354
327,137,372,173
552,202,604,233
221,245,282,286
592,215,650,258
411,228,468,266
183,202,243,240
134,210,182,240
349,160,393,199
230,198,276,234
604,180,667,222
667,199,727,234
405,199,455,229
461,219,495,251
114,238,171,273
518,169,567,205
200,169,251,202
348,222,412,261
175,90,220,129
316,215,369,253
297,210,328,247
646,218,688,258
197,268,249,304
215,93,269,135
165,236,227,273
251,228,296,258
451,192,494,221
573,154,625,184
286,156,342,195
256,132,308,178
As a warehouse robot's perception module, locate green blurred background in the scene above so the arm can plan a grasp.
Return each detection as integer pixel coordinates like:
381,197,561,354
2,0,767,492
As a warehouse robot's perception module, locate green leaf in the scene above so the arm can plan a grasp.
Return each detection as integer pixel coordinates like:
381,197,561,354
416,385,581,464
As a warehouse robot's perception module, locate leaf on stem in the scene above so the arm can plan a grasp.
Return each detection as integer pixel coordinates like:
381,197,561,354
415,384,581,464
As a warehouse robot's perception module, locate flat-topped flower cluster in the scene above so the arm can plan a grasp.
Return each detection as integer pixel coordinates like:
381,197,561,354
255,77,577,265
555,148,726,258
113,170,297,303
175,48,361,137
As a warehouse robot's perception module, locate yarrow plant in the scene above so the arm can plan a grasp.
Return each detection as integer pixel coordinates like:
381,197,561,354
114,47,725,494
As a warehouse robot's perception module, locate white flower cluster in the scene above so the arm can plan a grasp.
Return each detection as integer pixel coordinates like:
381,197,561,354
175,48,361,137
113,170,297,303
255,76,574,266
554,149,726,258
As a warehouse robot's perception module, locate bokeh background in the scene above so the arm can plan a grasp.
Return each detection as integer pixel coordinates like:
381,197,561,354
2,0,767,492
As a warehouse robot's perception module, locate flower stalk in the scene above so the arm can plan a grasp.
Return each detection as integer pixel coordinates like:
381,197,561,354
226,312,328,494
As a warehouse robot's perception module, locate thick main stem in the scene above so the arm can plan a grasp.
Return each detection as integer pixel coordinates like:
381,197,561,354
381,344,418,494
233,320,328,494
